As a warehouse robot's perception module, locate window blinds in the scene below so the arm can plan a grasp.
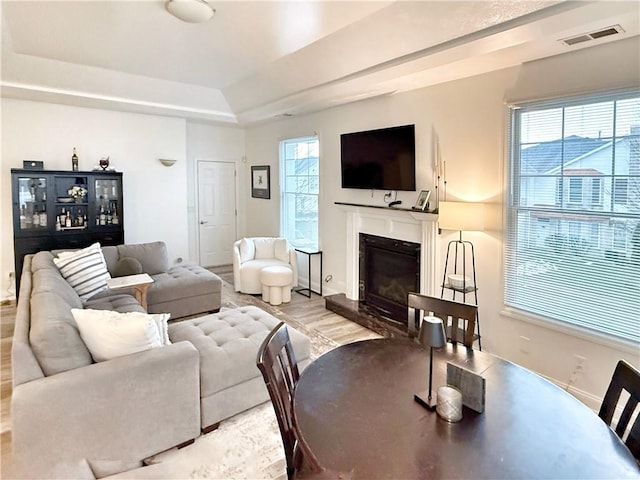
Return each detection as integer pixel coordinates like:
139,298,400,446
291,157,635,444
505,90,640,343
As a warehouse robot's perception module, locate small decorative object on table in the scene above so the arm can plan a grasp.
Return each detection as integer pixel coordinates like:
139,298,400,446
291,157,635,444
436,385,463,422
413,189,431,211
72,148,79,171
99,157,110,171
68,185,87,203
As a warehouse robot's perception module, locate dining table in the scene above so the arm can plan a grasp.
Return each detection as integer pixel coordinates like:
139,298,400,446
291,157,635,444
293,338,640,479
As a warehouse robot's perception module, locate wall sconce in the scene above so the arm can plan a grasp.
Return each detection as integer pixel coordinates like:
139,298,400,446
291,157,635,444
159,159,177,167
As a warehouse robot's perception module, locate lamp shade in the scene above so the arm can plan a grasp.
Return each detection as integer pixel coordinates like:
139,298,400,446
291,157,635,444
166,0,214,23
417,315,446,349
438,201,485,232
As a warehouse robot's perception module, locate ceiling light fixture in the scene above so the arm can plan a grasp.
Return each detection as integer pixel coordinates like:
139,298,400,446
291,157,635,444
166,0,215,23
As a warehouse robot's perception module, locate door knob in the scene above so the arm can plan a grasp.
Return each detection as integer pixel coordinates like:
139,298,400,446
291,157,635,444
200,221,208,224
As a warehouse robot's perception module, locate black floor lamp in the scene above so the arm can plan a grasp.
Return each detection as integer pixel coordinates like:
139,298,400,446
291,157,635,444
438,201,485,349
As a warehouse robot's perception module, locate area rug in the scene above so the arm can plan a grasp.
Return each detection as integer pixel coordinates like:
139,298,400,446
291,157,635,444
107,276,339,480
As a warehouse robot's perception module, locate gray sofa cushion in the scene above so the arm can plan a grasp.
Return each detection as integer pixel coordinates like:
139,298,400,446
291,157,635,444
102,245,119,273
84,292,147,313
118,242,168,275
31,266,83,309
148,265,221,304
29,291,92,376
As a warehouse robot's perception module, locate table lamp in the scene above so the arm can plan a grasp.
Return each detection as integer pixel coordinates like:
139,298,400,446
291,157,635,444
414,315,447,410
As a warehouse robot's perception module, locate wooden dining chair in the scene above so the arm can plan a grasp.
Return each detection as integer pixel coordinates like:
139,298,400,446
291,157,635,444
407,293,478,348
257,322,323,480
598,360,640,461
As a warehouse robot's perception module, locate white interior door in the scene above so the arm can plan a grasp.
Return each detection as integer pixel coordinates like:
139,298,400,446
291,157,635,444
198,161,236,267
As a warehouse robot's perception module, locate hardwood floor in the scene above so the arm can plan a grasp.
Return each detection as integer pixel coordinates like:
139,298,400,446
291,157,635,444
0,266,378,478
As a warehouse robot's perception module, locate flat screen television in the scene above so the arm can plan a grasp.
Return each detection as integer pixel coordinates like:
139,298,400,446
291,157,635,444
341,124,416,191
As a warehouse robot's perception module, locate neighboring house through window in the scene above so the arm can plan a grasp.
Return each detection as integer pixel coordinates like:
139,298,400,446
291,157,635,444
280,136,319,250
505,91,640,343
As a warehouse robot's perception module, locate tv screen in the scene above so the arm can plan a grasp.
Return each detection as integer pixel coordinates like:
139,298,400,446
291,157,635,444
341,124,416,191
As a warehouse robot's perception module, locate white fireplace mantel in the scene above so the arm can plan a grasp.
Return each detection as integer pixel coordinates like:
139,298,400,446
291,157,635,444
336,202,438,300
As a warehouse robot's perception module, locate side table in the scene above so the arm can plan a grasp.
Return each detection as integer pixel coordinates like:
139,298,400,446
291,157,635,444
106,273,154,310
295,248,322,298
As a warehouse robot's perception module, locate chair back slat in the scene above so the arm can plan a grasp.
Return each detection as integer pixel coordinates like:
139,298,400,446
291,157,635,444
257,322,321,479
407,293,477,347
598,360,640,462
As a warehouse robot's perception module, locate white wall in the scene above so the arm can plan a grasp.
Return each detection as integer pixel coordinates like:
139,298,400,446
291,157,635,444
244,37,640,408
1,100,189,297
185,121,246,262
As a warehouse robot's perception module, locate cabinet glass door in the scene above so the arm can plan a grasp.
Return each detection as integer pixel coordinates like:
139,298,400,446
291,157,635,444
17,176,48,232
94,178,120,226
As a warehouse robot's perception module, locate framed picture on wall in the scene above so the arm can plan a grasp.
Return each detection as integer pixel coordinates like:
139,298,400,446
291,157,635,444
251,165,271,199
413,190,431,211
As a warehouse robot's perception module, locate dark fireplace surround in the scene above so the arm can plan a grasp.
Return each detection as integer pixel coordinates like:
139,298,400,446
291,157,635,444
358,233,420,327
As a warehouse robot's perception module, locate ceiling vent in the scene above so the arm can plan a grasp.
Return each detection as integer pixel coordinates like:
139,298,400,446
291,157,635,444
560,25,624,46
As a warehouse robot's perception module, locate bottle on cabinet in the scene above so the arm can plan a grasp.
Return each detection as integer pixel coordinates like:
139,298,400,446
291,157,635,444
19,204,27,229
65,210,71,228
59,208,66,227
72,148,79,171
39,205,47,228
32,206,40,227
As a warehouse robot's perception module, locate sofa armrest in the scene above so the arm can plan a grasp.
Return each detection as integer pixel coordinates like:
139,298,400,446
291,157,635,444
289,245,299,287
233,240,242,292
11,341,201,479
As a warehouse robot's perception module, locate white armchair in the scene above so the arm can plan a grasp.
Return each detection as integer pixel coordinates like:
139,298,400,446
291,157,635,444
232,237,298,294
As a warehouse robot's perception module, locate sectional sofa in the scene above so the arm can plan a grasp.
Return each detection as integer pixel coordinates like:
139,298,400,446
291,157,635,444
10,241,311,478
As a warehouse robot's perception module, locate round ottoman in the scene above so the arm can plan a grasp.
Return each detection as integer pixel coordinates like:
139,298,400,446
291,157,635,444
260,266,293,306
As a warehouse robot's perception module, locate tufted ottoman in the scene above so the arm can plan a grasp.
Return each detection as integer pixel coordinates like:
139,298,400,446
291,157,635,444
168,305,311,432
260,265,293,305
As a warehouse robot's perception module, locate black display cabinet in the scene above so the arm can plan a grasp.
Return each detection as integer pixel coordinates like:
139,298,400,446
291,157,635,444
11,168,124,295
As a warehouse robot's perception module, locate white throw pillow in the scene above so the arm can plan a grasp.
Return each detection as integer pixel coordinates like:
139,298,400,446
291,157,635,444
54,243,111,301
239,238,255,263
274,238,289,262
253,237,275,259
72,309,171,362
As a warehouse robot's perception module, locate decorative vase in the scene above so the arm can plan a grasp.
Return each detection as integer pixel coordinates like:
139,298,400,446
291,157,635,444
75,196,83,204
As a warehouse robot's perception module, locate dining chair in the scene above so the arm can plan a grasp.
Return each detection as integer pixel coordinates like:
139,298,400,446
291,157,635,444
256,322,323,480
598,360,640,461
407,293,478,348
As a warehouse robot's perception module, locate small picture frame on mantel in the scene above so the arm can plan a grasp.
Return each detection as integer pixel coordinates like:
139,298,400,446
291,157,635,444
251,165,271,199
413,189,431,211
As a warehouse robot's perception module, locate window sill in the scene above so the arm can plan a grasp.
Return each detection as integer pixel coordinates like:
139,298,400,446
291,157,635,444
501,307,639,355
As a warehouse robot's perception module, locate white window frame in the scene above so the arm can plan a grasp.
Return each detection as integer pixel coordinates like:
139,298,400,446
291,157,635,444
279,136,320,250
505,90,640,344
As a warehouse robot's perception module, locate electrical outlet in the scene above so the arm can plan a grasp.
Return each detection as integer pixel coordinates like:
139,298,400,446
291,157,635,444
574,354,586,370
8,271,14,281
519,335,530,354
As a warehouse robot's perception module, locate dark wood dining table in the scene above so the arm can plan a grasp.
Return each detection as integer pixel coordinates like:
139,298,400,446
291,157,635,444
293,338,639,479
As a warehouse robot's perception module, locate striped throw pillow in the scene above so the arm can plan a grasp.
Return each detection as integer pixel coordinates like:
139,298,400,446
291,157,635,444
54,243,111,301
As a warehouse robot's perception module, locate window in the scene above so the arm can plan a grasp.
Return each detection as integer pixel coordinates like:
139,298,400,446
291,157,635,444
506,91,640,343
280,136,319,250
614,178,629,206
568,177,583,204
591,177,603,206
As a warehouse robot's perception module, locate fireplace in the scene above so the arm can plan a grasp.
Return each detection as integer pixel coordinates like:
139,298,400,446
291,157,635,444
359,234,420,325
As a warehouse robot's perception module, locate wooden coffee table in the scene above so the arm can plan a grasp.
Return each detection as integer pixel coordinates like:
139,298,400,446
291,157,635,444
106,273,154,310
